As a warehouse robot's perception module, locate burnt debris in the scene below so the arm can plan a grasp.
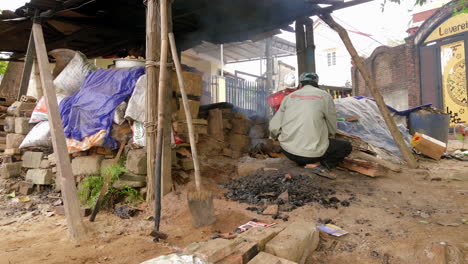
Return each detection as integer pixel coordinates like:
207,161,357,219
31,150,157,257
223,169,351,210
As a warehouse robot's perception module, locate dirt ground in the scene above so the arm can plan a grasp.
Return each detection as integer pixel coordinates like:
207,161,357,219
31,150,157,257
0,156,467,264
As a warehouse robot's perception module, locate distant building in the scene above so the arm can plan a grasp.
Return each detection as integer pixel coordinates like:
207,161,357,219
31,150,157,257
353,0,468,125
312,18,380,88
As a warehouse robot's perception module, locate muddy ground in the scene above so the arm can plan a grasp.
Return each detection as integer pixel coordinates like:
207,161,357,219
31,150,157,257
0,156,467,264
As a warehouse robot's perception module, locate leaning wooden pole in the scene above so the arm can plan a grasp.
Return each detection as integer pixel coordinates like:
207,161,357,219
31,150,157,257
32,22,86,241
145,0,160,205
319,13,418,169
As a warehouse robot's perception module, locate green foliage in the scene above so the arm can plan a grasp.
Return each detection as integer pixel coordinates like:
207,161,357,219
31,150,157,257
78,175,105,209
0,61,8,75
453,0,468,16
77,164,142,209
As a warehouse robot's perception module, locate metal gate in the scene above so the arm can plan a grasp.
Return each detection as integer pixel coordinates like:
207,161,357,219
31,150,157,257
211,75,268,114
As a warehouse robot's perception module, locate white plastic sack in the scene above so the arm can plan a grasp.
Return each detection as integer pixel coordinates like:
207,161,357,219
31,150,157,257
29,94,67,123
19,121,52,149
140,254,207,264
113,101,127,125
53,51,97,96
125,74,146,122
132,121,146,146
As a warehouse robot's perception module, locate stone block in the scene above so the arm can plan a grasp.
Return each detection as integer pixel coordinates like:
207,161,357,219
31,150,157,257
125,149,147,175
15,117,34,135
6,134,25,149
4,116,15,133
40,159,51,169
26,169,53,185
72,155,104,176
247,252,298,264
193,238,240,263
218,241,258,264
100,159,115,174
240,226,284,251
0,162,23,179
229,133,250,152
180,158,194,170
18,181,34,195
265,221,319,264
120,172,147,182
223,119,233,130
22,151,44,168
234,113,248,119
7,101,36,117
112,180,146,189
232,118,250,135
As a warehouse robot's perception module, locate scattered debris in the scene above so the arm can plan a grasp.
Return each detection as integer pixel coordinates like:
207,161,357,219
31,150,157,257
114,204,137,219
317,224,349,237
223,169,348,210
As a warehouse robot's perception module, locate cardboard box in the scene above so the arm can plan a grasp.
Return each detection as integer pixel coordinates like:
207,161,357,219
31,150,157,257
410,132,446,160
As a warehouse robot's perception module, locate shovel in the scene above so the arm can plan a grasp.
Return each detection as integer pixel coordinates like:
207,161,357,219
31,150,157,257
169,32,216,228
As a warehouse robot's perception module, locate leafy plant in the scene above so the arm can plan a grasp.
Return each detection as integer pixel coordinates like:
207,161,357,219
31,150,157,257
77,164,142,209
0,61,8,75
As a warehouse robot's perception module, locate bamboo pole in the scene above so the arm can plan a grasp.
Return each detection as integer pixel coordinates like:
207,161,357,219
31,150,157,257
32,22,86,241
145,0,160,204
154,0,169,233
168,32,202,191
319,13,418,169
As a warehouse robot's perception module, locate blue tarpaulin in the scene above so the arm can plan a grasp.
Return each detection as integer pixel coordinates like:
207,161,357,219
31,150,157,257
59,66,145,149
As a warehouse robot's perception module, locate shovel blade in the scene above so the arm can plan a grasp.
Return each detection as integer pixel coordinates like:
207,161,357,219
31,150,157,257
187,191,216,228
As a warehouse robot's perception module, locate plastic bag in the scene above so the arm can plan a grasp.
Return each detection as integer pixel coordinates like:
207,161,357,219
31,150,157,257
66,130,107,153
132,121,146,146
53,51,97,96
140,254,207,264
29,94,66,123
125,74,146,122
113,102,127,125
19,121,52,149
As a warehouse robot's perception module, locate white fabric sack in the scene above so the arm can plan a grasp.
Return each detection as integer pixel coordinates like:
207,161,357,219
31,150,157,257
53,51,96,96
125,74,146,122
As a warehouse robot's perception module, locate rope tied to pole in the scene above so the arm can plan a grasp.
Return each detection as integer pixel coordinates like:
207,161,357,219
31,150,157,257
145,60,160,68
144,121,157,134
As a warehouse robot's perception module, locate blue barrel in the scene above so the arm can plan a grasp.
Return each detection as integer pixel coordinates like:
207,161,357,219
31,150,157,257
408,111,450,143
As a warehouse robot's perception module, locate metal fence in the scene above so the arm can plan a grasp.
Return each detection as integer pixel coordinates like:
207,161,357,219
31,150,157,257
210,75,268,114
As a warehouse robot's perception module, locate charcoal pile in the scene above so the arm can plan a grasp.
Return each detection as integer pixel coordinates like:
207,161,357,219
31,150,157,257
223,170,351,211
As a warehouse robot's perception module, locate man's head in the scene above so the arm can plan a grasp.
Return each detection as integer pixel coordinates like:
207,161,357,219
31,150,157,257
299,72,319,88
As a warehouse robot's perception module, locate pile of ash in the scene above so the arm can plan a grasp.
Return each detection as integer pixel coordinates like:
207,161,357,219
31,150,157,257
223,169,351,210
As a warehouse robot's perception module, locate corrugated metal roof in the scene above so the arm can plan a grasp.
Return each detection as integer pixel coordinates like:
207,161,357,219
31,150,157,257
1,0,372,59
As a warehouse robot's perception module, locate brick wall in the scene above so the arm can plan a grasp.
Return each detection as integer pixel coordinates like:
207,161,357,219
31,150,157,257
352,39,421,109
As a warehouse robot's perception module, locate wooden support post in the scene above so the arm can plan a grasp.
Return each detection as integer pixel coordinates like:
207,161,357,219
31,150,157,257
161,1,173,196
154,0,169,233
295,18,307,75
32,22,86,241
18,32,35,101
319,13,418,169
145,0,161,204
305,19,316,73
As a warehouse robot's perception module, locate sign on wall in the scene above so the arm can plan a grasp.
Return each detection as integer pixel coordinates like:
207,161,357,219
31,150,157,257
425,13,468,43
440,40,468,125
